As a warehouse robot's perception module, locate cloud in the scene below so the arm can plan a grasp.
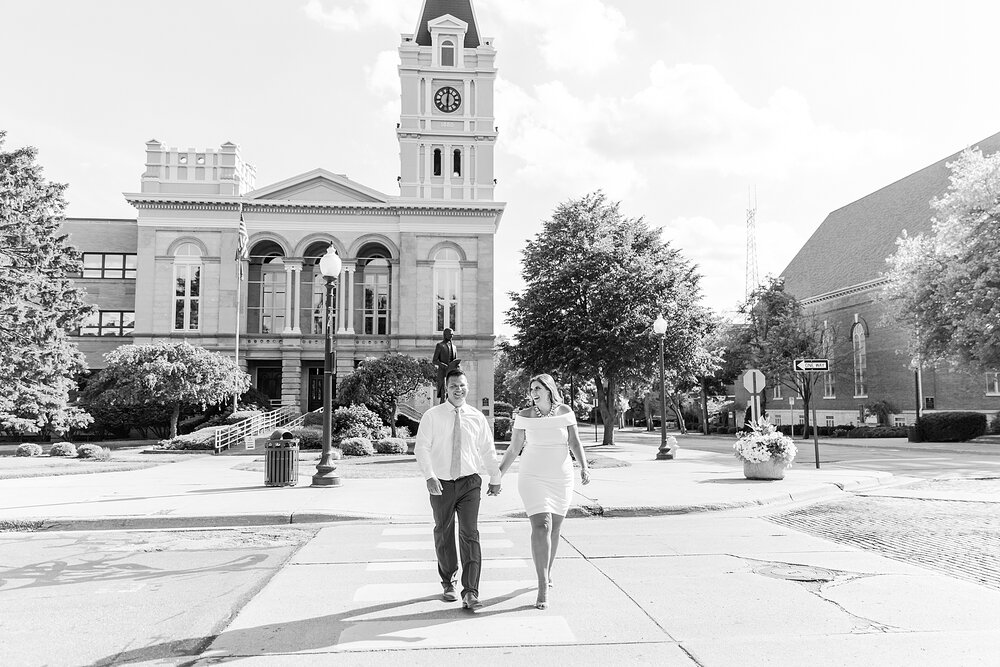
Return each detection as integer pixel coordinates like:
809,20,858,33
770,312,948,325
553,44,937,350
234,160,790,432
484,0,630,74
302,0,411,32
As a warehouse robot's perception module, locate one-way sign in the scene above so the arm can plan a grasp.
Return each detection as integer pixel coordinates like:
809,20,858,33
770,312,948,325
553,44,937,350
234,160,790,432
793,358,829,372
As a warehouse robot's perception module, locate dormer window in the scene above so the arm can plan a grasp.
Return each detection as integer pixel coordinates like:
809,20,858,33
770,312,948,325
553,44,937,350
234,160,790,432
441,40,455,67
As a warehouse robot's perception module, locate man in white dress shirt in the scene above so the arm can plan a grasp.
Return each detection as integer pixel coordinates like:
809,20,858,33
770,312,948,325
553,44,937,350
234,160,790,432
415,368,501,610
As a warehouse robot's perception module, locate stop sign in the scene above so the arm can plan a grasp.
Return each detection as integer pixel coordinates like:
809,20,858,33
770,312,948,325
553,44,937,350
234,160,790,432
742,369,765,393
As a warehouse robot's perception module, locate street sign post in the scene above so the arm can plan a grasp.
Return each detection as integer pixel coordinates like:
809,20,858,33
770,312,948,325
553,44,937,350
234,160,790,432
741,369,766,424
791,359,827,469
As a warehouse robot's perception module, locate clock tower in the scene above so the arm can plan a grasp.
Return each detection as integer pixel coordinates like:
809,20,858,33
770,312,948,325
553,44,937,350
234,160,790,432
398,0,497,201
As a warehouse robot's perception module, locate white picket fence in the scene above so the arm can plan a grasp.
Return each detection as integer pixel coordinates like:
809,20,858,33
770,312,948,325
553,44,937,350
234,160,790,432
213,406,305,453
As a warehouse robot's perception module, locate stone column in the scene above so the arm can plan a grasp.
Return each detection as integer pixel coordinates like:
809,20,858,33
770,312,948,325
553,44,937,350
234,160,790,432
346,266,357,335
282,263,295,334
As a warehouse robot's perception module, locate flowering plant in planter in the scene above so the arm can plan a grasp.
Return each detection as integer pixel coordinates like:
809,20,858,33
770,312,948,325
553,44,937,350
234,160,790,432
733,418,797,466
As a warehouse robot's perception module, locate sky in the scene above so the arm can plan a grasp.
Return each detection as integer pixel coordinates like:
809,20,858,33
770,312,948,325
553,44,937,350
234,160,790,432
3,0,1000,337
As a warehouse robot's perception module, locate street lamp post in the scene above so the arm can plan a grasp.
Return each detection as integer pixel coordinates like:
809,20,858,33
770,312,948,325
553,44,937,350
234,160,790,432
312,246,343,487
653,314,675,460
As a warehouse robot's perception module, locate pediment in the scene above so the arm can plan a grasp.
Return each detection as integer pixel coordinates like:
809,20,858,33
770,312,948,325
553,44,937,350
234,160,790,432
428,15,468,32
247,169,389,203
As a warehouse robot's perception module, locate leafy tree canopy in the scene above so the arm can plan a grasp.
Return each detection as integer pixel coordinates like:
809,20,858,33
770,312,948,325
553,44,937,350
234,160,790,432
884,147,1000,371
90,342,250,438
505,191,709,444
0,131,94,435
337,353,435,437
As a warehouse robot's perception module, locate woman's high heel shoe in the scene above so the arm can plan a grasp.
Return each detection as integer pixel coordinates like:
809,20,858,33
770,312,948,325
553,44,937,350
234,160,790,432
535,589,548,610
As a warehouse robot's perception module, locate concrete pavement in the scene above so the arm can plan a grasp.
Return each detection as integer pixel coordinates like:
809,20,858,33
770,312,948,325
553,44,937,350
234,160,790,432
0,429,900,531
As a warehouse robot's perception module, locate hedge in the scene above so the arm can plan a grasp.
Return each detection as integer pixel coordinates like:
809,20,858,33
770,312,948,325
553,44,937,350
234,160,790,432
289,426,324,449
340,437,375,456
847,426,909,438
917,412,987,442
494,417,512,442
375,437,407,454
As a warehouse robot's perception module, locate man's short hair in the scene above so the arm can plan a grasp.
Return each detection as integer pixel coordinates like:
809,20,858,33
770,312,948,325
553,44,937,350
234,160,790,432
445,368,466,384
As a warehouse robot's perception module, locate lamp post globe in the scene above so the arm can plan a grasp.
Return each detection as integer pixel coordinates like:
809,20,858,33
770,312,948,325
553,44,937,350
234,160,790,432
652,314,675,460
313,245,343,487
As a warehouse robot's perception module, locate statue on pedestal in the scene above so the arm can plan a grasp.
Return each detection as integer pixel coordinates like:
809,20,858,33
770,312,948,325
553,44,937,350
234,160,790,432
432,328,461,403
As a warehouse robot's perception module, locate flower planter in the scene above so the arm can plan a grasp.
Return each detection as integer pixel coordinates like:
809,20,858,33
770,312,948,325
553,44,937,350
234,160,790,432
743,459,786,480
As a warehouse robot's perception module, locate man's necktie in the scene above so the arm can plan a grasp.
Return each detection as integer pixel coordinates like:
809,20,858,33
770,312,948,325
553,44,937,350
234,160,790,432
451,407,463,479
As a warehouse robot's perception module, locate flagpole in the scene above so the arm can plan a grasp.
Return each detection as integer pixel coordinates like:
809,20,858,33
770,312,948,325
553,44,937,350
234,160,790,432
234,202,248,411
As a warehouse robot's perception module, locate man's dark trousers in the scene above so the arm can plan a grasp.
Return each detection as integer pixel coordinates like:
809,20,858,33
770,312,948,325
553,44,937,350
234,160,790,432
429,473,482,597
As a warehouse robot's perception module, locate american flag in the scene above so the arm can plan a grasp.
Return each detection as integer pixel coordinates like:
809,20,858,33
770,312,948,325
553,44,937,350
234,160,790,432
236,204,249,279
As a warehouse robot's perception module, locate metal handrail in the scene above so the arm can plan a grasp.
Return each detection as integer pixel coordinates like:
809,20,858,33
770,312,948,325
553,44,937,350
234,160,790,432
213,406,303,453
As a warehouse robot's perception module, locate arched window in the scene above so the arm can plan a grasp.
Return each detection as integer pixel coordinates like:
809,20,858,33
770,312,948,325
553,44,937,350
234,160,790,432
441,40,455,67
433,248,461,332
358,243,392,336
433,148,442,177
301,242,338,334
852,324,868,397
172,243,201,331
452,149,462,177
247,241,286,334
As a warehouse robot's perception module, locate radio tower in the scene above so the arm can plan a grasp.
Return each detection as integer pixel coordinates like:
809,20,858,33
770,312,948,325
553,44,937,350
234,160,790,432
745,186,759,304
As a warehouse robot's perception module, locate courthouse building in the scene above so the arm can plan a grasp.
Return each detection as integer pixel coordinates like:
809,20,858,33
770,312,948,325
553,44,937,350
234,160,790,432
777,131,1000,428
64,0,504,418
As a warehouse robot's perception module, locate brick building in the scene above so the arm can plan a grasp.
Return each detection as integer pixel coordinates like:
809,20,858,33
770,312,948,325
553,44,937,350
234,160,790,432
776,131,1000,427
64,0,504,419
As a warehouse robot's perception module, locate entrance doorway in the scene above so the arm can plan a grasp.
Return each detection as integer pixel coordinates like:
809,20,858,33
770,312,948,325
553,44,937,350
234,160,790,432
307,367,328,412
256,367,282,408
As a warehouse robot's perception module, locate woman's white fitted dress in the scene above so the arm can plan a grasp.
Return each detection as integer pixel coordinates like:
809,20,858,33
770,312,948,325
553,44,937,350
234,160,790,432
512,411,577,516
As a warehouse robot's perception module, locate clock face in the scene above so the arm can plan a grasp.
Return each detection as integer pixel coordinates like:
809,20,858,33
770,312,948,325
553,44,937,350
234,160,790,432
434,86,461,113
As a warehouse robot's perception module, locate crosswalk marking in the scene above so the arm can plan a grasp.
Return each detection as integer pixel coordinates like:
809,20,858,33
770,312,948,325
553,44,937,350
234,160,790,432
382,525,506,536
376,539,515,551
354,579,538,602
335,616,576,650
366,558,531,571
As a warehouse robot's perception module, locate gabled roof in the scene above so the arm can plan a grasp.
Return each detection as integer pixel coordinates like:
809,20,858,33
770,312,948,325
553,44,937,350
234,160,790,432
246,169,389,203
414,0,480,48
781,130,1000,300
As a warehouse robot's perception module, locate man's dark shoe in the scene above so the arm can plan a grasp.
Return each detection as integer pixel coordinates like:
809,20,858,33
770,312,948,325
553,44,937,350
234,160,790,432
442,585,459,602
462,592,483,609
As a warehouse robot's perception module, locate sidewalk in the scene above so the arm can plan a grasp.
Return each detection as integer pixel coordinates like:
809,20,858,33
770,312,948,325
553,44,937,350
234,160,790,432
0,430,899,531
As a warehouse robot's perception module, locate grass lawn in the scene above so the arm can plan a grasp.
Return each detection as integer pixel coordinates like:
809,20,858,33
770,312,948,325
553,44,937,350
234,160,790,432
0,442,193,480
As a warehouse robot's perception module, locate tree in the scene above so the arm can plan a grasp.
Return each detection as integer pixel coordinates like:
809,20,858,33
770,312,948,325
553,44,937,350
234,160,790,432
506,191,709,445
0,131,94,436
91,342,250,438
337,353,435,437
739,278,840,437
884,147,1000,371
493,336,531,408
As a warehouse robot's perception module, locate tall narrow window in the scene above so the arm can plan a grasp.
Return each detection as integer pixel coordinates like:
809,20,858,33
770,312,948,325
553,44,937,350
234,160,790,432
987,372,1000,396
441,40,455,67
301,244,337,334
772,384,782,400
247,247,287,335
452,149,462,177
433,248,460,332
172,243,201,331
362,257,390,335
823,370,836,398
433,149,442,176
852,324,868,397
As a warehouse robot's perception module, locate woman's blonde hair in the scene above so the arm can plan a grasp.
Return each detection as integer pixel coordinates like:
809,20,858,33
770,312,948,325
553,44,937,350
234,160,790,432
529,373,562,405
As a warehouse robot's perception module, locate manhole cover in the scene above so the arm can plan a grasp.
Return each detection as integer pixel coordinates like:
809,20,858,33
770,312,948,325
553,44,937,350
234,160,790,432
754,564,837,582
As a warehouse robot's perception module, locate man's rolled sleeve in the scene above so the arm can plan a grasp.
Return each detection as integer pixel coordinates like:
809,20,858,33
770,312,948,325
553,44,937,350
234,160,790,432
476,414,502,485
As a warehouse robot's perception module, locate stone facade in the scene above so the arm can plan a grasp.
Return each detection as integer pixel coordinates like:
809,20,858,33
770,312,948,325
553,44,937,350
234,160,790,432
63,0,503,420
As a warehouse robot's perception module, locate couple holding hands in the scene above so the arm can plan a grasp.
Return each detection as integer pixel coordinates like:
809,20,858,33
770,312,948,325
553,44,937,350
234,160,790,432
414,370,591,611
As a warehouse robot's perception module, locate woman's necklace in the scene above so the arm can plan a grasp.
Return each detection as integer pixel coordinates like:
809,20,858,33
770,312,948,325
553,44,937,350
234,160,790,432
534,402,557,418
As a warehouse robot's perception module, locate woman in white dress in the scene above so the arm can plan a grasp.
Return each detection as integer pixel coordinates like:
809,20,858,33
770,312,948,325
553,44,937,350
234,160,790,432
499,373,590,609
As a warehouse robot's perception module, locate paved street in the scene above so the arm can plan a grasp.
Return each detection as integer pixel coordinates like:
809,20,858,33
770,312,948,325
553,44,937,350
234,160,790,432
4,513,1000,666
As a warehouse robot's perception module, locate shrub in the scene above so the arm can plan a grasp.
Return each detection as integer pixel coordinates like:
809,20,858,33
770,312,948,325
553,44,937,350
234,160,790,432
847,426,909,438
224,410,262,425
989,411,1000,435
340,437,375,456
918,411,988,442
494,401,514,418
156,427,218,450
77,444,112,461
332,405,384,441
494,417,513,441
289,426,324,450
833,428,849,438
303,410,324,427
15,443,43,457
375,437,407,454
49,442,78,457
396,425,412,439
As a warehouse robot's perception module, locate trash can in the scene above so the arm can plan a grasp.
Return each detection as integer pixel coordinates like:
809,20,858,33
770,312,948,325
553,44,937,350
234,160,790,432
264,429,299,487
